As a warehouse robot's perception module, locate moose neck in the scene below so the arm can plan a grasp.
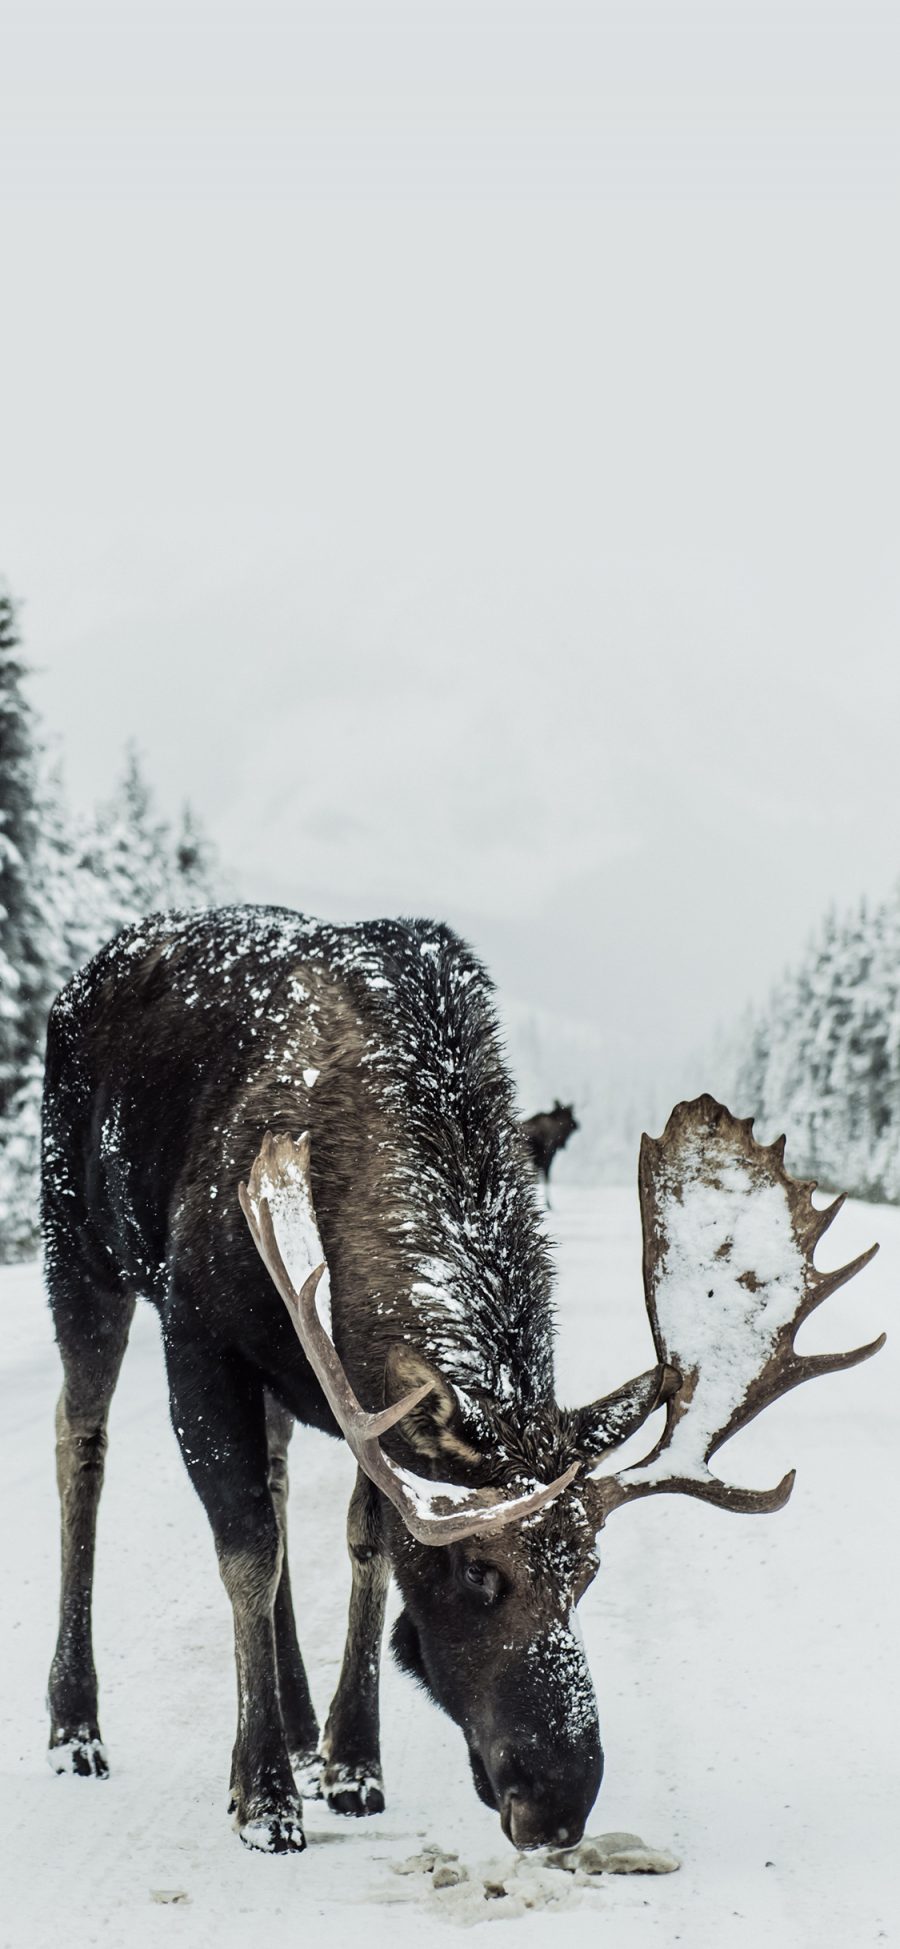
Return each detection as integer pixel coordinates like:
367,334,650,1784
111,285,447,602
305,921,558,1429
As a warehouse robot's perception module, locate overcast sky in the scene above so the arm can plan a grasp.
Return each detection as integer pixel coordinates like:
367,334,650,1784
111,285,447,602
3,0,900,1095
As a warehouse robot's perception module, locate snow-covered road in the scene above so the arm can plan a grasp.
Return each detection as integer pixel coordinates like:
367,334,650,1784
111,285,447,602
1,1187,897,1947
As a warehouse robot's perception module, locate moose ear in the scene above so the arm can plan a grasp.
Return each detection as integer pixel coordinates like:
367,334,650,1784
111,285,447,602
573,1363,679,1459
384,1343,483,1468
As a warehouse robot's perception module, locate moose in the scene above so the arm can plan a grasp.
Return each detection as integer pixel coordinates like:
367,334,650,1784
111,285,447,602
521,1100,579,1199
44,905,883,1855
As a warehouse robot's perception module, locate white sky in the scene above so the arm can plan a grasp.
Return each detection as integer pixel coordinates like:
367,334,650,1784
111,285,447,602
3,0,900,1089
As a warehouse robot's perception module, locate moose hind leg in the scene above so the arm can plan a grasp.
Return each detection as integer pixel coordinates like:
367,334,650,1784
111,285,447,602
265,1394,321,1794
48,1282,136,1778
167,1342,304,1852
321,1469,390,1816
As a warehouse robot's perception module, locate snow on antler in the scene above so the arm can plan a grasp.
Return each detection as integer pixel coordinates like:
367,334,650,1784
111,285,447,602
243,1130,334,1334
591,1096,884,1520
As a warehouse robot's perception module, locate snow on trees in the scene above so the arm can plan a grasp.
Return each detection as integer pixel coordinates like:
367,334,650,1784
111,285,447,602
0,594,60,1116
0,592,223,1258
728,888,900,1203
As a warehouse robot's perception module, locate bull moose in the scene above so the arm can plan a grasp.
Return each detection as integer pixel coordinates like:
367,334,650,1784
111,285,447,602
44,906,883,1854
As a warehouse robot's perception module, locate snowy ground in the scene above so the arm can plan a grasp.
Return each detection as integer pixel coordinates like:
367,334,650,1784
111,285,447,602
1,1186,897,1948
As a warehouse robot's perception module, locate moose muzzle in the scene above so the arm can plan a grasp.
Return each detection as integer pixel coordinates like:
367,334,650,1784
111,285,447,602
474,1723,603,1851
470,1630,604,1853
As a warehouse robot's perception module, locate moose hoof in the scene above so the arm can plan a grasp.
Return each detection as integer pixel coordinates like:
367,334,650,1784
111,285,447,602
237,1802,306,1854
291,1749,324,1800
49,1728,109,1779
323,1763,385,1817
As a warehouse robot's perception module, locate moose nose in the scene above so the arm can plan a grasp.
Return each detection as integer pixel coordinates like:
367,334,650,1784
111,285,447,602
488,1731,599,1852
499,1784,587,1853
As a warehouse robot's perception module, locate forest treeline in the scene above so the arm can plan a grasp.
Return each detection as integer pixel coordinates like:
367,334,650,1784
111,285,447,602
725,888,900,1202
0,590,222,1257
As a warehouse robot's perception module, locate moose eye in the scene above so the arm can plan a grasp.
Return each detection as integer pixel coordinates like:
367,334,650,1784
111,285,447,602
460,1560,503,1604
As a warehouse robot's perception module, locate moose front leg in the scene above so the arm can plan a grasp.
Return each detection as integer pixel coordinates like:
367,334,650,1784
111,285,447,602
265,1393,321,1792
167,1340,305,1852
321,1468,390,1815
219,1540,306,1851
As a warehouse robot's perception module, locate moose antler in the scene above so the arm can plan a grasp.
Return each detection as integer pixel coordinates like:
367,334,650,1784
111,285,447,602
239,1131,579,1546
588,1096,884,1524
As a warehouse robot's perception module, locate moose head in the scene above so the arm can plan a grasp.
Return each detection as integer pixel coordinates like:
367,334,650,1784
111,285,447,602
241,1097,883,1850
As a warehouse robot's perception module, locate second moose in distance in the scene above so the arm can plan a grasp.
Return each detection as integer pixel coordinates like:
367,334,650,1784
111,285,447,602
521,1099,579,1201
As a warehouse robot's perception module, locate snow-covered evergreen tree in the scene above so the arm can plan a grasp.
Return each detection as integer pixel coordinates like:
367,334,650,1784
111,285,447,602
0,592,61,1117
69,748,223,952
0,631,226,1260
728,886,900,1203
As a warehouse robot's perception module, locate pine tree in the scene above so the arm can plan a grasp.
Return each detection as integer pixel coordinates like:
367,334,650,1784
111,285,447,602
726,884,900,1204
68,748,225,953
0,691,226,1258
0,599,77,1256
0,591,57,1116
75,746,174,941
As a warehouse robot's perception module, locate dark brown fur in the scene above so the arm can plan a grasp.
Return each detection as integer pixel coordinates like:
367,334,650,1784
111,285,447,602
43,906,652,1851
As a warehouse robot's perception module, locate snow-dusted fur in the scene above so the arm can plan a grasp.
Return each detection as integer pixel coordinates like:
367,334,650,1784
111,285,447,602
44,906,555,1426
42,906,659,1855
